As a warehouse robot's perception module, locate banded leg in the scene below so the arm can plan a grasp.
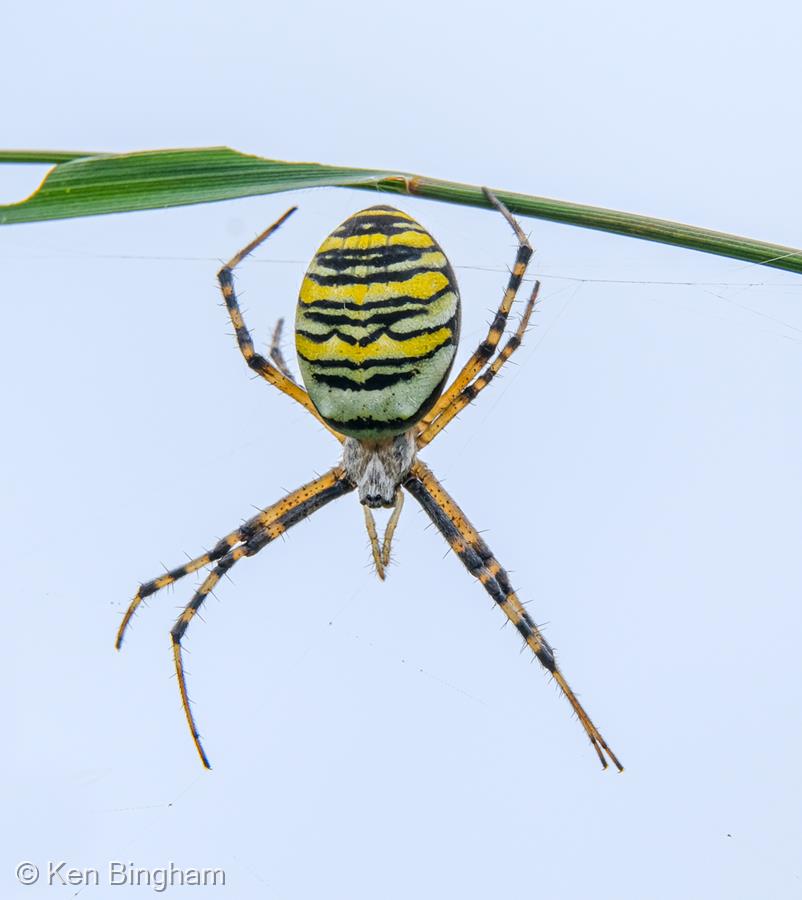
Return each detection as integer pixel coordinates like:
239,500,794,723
416,189,533,432
115,466,352,649
167,467,354,768
217,208,343,443
172,540,261,768
269,317,296,382
403,460,622,771
362,490,405,580
417,279,539,448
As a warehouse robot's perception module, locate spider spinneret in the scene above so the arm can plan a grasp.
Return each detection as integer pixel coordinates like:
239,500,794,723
115,191,622,773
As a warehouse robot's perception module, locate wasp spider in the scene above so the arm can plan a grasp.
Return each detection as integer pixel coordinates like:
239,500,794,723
116,190,622,772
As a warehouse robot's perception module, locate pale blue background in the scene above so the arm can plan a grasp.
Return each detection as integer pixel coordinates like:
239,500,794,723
2,1,801,897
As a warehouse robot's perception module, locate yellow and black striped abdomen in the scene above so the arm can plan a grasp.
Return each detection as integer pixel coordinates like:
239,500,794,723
296,206,460,440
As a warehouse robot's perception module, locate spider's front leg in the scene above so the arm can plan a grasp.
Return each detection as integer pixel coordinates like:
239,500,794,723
404,459,622,771
117,466,354,768
116,522,256,649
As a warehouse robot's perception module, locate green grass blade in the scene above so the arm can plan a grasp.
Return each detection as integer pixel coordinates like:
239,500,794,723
0,150,98,164
0,148,392,224
1,146,800,275
384,177,802,276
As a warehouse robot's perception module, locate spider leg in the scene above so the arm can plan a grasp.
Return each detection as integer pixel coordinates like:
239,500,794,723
115,467,351,648
217,208,343,443
417,188,533,434
171,541,259,768
403,460,622,772
268,317,296,382
163,466,353,768
417,279,539,448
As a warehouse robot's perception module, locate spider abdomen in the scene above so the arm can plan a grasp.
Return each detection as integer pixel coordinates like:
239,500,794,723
296,206,461,440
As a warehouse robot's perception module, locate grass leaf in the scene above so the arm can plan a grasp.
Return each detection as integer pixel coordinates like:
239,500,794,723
2,146,800,275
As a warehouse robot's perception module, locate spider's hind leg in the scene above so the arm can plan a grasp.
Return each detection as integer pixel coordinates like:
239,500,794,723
416,188,534,437
217,209,342,441
417,278,539,448
268,317,296,383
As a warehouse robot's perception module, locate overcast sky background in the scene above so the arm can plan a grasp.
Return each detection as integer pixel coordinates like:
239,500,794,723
3,1,802,897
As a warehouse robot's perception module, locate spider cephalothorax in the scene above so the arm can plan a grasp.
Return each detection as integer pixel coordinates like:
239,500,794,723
342,433,415,508
116,192,622,773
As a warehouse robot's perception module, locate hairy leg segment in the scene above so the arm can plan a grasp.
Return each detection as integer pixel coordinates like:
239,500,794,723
117,467,354,767
403,459,622,771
